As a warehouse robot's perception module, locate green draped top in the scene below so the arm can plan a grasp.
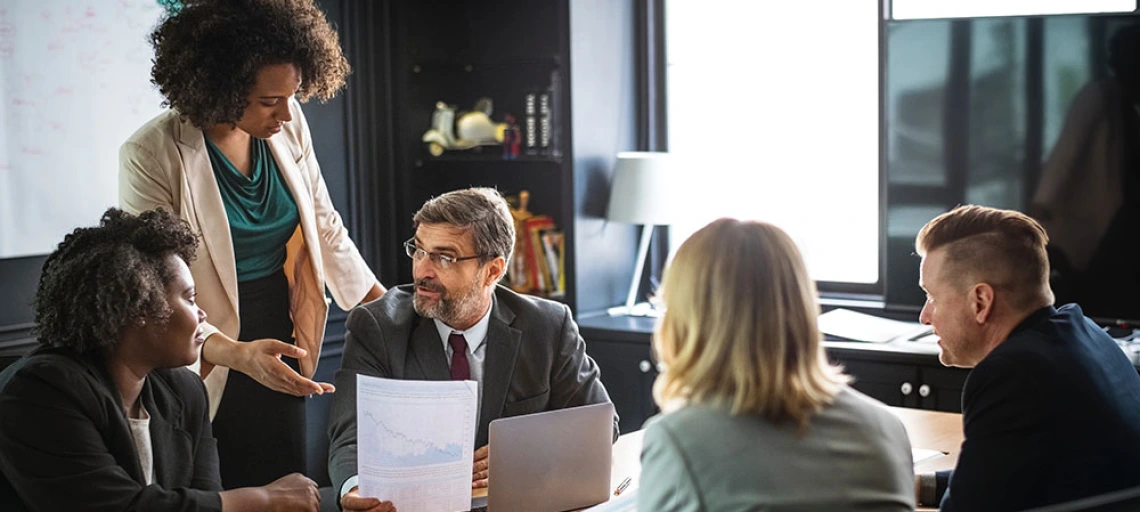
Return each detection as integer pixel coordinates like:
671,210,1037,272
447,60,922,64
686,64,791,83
205,136,300,283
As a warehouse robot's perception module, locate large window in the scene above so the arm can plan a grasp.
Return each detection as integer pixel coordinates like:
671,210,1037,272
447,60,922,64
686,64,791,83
665,1,880,286
890,0,1134,20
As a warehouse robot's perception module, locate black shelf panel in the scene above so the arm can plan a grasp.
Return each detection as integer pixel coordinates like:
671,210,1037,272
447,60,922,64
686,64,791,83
415,151,562,165
409,56,561,74
518,291,568,304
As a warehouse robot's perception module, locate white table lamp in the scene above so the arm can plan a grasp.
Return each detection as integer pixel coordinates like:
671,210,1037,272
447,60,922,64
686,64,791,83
606,152,679,316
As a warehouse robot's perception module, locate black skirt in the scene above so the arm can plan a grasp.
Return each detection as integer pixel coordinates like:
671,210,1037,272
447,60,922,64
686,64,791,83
211,269,307,489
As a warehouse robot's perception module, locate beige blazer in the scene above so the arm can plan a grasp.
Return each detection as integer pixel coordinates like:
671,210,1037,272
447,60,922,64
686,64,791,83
118,100,376,418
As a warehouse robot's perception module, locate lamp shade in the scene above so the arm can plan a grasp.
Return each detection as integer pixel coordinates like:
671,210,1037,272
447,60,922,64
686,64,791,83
606,152,681,225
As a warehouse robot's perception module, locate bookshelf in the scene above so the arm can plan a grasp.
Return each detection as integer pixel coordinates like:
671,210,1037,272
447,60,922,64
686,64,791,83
384,0,641,315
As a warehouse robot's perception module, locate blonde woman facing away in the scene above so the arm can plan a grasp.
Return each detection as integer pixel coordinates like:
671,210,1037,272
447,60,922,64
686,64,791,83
638,218,915,511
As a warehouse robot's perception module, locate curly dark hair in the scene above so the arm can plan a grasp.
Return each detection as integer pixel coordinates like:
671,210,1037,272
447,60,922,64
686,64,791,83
149,0,350,128
33,208,199,354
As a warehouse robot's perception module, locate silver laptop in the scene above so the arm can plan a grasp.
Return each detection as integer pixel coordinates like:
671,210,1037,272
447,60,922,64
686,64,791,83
486,402,614,512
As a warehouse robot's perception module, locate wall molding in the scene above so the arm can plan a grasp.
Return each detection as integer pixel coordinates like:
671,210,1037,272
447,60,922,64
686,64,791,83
339,0,401,288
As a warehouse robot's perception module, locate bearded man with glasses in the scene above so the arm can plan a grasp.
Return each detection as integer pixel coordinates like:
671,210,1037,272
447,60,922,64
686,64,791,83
327,187,617,512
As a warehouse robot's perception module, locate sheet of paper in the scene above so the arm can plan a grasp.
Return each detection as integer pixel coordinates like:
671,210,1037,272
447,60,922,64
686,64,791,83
818,308,930,343
583,488,638,511
912,448,946,465
357,375,479,512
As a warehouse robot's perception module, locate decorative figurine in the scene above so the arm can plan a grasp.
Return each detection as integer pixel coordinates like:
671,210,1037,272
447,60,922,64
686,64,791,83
502,114,521,160
422,97,507,156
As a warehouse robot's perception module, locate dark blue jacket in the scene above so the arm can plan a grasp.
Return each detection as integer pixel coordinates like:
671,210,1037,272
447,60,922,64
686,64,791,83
939,304,1140,511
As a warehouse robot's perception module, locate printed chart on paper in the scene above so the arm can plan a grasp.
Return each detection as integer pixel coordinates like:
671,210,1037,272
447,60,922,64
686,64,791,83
357,375,478,512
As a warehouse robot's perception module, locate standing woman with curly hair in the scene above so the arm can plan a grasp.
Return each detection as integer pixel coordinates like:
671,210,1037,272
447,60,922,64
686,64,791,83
119,0,387,489
0,208,324,511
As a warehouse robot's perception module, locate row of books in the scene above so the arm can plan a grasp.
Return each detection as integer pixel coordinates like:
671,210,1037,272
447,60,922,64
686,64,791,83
523,90,552,154
506,214,565,297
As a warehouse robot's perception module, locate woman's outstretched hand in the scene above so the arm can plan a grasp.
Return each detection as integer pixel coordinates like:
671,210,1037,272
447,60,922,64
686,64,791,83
237,338,335,397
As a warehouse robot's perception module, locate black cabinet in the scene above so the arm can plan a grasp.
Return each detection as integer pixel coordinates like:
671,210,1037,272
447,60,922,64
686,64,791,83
588,339,658,434
579,316,660,433
829,353,970,413
579,314,973,429
834,359,921,408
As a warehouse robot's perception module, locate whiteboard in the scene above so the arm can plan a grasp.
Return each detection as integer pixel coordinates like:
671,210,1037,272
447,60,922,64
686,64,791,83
0,0,167,258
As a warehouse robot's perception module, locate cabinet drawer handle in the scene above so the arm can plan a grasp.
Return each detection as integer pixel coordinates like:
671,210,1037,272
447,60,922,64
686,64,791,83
900,382,913,396
919,384,931,397
639,360,652,373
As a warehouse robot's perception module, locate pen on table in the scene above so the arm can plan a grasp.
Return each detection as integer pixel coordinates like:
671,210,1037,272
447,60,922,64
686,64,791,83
614,476,632,496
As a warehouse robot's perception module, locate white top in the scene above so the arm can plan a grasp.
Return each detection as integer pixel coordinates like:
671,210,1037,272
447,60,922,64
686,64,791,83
127,404,155,486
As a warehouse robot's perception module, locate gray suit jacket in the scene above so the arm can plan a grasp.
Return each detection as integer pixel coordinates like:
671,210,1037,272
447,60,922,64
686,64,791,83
638,387,915,512
327,284,617,494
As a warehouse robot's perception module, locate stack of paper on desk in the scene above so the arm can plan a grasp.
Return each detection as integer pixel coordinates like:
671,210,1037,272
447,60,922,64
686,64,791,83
912,448,946,465
818,308,930,343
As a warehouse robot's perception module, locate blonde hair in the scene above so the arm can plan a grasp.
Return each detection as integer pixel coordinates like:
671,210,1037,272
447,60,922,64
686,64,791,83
915,205,1053,312
653,218,849,428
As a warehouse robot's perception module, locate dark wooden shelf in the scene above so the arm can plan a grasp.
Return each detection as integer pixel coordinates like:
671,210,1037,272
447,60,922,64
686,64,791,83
415,151,562,166
409,55,561,74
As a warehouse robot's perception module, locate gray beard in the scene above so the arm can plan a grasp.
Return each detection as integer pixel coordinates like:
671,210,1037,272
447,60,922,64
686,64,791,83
413,286,486,327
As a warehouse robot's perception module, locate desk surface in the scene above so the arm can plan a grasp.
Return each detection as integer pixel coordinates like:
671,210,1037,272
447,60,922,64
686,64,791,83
576,313,946,365
476,405,962,507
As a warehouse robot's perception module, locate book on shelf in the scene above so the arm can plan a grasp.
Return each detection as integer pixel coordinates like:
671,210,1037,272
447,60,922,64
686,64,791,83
505,214,565,298
538,91,550,150
522,215,555,294
539,229,564,296
524,92,537,151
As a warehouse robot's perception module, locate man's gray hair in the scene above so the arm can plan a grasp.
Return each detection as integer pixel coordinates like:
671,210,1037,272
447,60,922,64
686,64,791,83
413,187,516,266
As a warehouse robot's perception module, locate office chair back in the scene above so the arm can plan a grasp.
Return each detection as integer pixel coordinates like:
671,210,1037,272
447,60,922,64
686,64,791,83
0,355,21,373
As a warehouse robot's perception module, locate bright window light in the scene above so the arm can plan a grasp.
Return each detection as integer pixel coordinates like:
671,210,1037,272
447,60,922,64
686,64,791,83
665,1,880,285
892,0,1134,20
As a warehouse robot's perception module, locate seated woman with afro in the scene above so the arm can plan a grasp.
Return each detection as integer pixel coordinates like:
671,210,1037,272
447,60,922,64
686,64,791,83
0,208,338,512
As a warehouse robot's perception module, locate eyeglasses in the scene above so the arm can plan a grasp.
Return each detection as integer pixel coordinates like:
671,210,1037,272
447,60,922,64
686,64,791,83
404,238,487,270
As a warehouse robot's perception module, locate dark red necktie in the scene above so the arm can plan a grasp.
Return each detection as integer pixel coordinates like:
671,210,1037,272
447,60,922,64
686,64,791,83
448,332,470,381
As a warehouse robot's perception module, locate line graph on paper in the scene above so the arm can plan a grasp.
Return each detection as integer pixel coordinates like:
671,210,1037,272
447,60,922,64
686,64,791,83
355,376,477,511
360,406,467,466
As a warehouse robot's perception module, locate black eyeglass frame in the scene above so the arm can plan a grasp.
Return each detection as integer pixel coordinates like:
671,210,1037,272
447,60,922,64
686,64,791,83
403,238,490,269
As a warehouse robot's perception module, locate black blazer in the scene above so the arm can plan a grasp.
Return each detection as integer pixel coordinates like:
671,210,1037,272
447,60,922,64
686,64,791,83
327,284,618,495
0,346,223,512
940,305,1140,511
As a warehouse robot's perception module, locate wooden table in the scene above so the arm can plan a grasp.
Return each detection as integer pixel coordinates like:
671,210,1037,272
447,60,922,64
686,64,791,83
475,406,963,507
892,406,962,474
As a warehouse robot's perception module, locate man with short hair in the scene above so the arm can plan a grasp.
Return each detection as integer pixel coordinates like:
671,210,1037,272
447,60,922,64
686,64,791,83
914,205,1140,511
328,187,617,511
